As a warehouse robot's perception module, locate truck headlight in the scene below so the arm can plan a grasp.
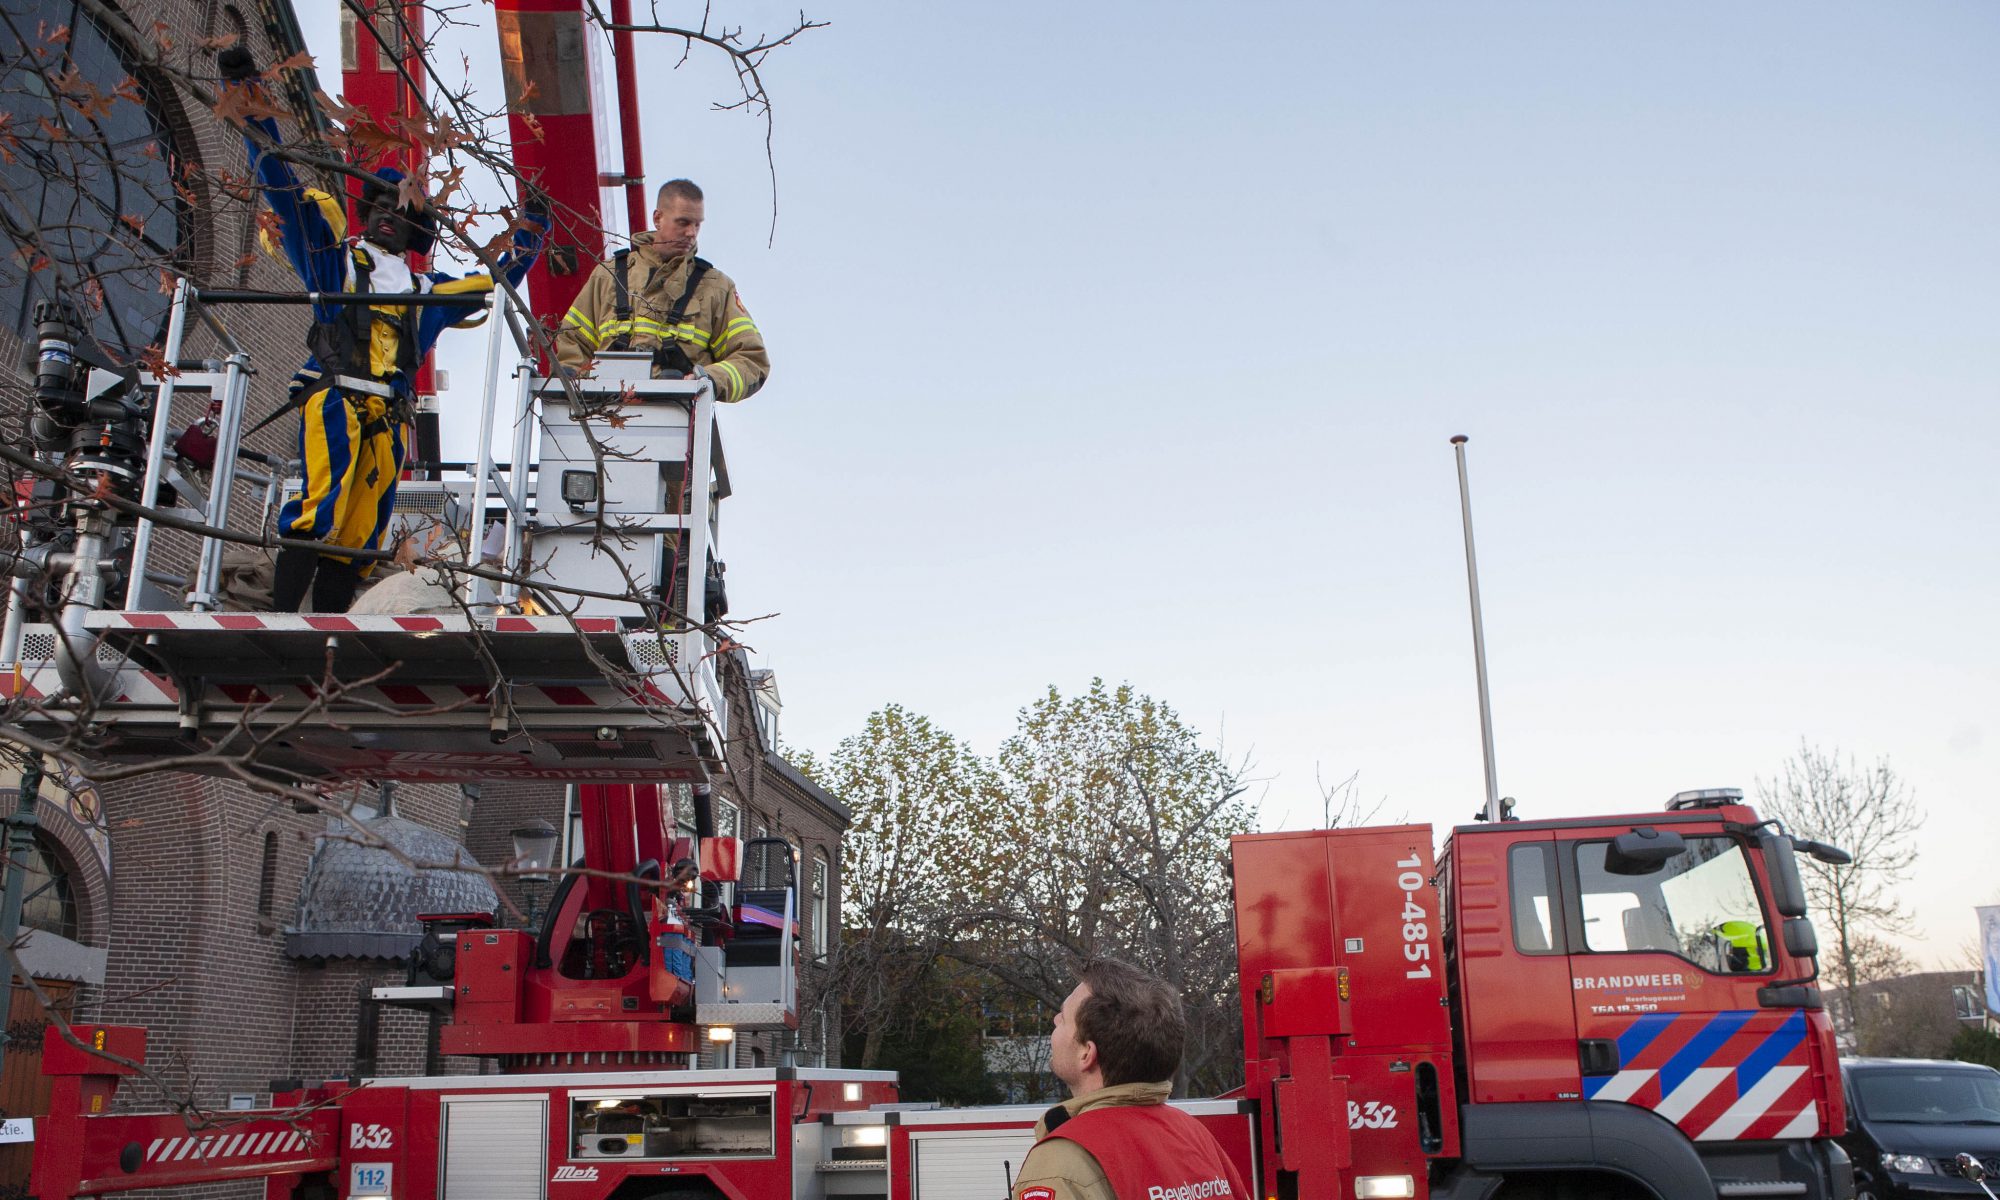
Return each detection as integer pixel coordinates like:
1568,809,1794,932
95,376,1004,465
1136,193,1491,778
1881,1152,1934,1174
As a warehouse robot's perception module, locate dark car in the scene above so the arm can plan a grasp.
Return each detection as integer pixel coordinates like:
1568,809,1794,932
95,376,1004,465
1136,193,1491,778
1840,1057,2000,1199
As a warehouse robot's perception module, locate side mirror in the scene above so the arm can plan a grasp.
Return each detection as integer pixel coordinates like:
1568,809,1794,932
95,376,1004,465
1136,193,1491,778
1957,1152,1987,1183
1607,827,1686,875
1782,916,1818,959
1761,834,1809,919
1795,837,1853,866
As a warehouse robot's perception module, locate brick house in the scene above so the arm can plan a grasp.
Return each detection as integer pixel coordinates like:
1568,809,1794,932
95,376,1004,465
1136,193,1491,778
1826,969,1989,1058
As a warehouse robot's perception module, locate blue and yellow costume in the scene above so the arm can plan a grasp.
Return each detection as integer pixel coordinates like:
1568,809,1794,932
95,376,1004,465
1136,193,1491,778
234,98,545,611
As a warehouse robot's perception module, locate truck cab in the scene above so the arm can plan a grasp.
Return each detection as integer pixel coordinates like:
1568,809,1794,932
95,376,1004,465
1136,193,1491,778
1232,791,1857,1200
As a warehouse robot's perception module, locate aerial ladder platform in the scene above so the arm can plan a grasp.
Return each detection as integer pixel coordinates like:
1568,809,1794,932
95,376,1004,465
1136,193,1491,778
4,282,732,787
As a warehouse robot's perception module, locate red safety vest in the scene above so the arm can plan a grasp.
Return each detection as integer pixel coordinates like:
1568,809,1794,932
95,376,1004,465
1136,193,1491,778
1044,1104,1248,1200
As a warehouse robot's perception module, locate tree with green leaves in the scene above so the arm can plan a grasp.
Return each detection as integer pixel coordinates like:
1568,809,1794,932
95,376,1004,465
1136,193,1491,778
796,704,997,1074
953,679,1255,1095
819,683,1257,1097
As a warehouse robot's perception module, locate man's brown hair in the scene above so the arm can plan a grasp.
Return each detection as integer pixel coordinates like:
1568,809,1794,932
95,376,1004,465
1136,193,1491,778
657,178,704,205
1074,958,1186,1086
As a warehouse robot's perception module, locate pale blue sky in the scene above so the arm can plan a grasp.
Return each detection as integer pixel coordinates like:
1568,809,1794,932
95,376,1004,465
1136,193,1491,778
297,2,1998,967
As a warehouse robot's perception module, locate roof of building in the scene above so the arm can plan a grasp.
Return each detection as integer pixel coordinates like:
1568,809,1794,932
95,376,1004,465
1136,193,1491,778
763,751,851,825
286,810,497,961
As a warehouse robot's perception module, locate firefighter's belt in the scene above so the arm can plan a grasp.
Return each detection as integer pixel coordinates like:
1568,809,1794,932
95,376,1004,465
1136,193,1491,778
330,375,397,399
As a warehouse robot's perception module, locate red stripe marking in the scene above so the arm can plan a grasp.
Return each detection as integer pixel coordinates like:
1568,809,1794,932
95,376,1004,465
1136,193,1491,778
1676,1064,1748,1137
304,617,358,633
120,613,176,629
218,684,271,703
1739,1072,1817,1140
542,685,594,707
456,684,491,702
214,614,269,630
393,617,446,632
379,684,432,706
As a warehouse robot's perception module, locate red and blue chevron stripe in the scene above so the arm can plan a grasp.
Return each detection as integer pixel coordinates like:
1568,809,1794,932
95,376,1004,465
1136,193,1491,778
1581,1009,1820,1141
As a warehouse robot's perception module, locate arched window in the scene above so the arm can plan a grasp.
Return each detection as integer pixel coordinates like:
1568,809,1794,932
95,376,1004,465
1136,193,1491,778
810,850,828,958
0,3,188,358
18,835,79,942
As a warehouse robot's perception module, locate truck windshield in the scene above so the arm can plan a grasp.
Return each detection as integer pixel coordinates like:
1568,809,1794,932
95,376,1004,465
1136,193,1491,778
1853,1068,2000,1124
1575,836,1768,973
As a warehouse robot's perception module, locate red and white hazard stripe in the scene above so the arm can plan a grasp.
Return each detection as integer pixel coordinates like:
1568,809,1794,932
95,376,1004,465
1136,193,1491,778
145,1127,315,1161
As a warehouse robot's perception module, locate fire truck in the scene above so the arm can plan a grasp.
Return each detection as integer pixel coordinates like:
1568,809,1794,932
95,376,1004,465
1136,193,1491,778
20,778,1862,1200
8,2,1862,1198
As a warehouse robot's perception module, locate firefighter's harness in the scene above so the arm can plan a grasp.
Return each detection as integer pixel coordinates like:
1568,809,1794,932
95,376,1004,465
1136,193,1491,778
604,249,710,377
248,243,420,438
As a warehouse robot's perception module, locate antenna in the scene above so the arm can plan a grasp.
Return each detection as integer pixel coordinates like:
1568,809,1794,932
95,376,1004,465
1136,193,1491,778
1451,436,1503,822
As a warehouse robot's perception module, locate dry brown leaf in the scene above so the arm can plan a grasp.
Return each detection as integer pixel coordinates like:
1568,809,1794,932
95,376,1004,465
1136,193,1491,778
311,88,367,128
395,173,427,212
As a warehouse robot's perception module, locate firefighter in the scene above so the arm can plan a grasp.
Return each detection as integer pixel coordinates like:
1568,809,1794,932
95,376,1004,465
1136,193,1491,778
1011,960,1249,1200
218,48,548,612
554,180,769,402
1716,920,1768,972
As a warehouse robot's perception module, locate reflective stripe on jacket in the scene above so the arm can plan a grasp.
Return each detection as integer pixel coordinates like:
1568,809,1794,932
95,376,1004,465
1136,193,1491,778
555,242,770,402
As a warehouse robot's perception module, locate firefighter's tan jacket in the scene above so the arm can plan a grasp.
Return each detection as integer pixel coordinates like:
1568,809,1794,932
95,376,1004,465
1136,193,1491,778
1010,1081,1174,1200
555,241,769,403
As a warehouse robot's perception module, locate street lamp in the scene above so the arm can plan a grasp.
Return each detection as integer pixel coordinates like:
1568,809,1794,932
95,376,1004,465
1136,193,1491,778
510,819,560,928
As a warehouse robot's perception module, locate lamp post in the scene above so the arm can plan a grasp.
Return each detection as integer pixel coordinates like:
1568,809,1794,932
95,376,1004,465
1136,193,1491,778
509,819,560,928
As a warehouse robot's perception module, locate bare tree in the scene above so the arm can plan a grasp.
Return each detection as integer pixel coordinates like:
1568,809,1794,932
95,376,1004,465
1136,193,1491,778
1757,741,1924,1019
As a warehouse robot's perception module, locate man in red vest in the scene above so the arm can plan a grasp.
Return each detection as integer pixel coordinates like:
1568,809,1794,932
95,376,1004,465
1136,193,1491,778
1011,960,1250,1200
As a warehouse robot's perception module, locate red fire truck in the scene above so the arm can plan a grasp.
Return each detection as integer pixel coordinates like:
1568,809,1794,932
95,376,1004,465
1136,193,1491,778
27,790,1857,1199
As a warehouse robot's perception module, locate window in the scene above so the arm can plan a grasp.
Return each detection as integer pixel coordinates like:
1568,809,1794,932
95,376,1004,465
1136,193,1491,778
1574,835,1768,974
672,783,696,842
17,835,78,941
1952,983,1985,1022
0,4,187,358
567,1090,774,1160
564,784,583,868
1508,843,1558,954
1852,1068,2000,1124
714,797,740,840
255,830,279,934
810,851,828,958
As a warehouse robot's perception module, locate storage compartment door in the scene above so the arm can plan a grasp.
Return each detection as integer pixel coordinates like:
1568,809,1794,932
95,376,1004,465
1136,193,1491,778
442,1096,548,1200
909,1127,1037,1200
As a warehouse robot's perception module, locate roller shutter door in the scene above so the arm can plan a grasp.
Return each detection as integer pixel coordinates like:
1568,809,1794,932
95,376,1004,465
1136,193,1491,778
909,1127,1038,1199
442,1096,548,1200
